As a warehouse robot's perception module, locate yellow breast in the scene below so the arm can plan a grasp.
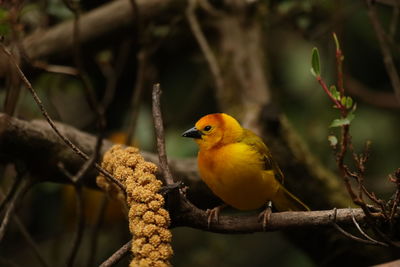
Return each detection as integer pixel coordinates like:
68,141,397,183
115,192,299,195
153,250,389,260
198,142,279,210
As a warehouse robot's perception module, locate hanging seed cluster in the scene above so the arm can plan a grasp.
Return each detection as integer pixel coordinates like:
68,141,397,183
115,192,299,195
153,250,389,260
97,145,173,267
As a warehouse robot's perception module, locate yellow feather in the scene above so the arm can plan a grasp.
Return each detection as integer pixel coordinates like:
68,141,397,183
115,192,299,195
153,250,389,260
187,113,309,211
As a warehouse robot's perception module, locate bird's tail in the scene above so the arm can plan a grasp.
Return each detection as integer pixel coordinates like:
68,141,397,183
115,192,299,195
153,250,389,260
273,185,310,211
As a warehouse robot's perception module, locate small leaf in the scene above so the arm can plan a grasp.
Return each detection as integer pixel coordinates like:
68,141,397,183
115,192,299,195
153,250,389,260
330,118,348,128
333,32,340,51
328,135,338,147
347,112,355,122
310,68,317,77
330,113,355,128
341,96,347,106
345,97,353,109
329,85,340,100
311,47,320,77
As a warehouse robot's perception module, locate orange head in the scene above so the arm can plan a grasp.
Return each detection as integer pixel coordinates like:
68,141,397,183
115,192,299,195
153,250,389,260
182,113,243,150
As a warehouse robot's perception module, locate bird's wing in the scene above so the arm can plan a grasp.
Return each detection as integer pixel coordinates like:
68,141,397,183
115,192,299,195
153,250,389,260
241,129,284,184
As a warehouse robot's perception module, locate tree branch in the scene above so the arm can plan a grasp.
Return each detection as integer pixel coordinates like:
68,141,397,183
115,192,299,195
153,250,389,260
174,198,380,234
98,240,131,267
21,0,182,61
366,0,400,104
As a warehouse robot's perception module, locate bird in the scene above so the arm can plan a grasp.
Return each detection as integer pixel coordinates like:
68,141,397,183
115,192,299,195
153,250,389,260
182,113,309,228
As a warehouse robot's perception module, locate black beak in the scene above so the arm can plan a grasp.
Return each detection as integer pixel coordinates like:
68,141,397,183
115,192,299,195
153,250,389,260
182,127,203,139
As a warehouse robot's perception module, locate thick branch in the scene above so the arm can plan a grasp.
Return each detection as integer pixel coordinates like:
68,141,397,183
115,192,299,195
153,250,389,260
22,0,182,60
0,113,206,198
174,199,377,234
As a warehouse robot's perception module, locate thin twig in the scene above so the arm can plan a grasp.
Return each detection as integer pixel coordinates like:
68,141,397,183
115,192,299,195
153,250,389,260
13,216,50,267
151,84,175,185
0,178,31,242
32,61,78,76
86,194,108,267
346,74,400,109
333,32,344,97
350,208,388,246
66,185,85,267
0,184,49,267
316,76,344,109
0,172,22,215
98,240,132,267
186,0,224,93
330,208,387,247
366,0,400,104
0,43,126,194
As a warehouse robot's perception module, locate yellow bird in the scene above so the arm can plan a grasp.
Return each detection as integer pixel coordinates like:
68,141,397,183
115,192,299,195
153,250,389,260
182,113,309,225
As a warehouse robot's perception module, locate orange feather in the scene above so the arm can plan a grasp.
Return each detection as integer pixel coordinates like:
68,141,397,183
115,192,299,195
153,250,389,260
182,113,309,212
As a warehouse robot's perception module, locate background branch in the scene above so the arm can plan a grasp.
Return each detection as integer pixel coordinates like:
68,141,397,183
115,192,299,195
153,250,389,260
21,0,182,61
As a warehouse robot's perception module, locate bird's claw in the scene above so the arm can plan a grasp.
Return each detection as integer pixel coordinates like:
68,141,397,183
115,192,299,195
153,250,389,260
258,201,273,231
206,204,227,229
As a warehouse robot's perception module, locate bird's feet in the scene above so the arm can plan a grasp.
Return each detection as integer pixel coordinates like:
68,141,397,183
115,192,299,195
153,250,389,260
258,201,273,231
206,204,227,229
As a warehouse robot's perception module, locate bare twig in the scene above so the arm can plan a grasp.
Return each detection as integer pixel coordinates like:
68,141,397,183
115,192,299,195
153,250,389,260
86,194,108,267
32,61,79,76
366,0,400,104
0,43,126,193
0,172,22,215
13,216,50,267
0,178,31,242
66,185,85,267
346,75,400,109
330,208,388,247
0,184,49,267
151,84,175,185
99,240,132,267
350,208,388,246
186,0,224,93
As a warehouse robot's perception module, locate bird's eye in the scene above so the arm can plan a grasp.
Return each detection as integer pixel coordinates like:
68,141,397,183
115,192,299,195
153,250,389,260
204,125,212,131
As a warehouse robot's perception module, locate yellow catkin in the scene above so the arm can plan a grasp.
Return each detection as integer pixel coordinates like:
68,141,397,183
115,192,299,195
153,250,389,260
97,145,173,267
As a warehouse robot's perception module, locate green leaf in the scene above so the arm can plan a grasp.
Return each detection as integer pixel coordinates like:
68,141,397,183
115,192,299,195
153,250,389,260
346,97,353,109
311,47,320,77
330,85,340,100
328,135,338,146
341,96,347,106
333,32,340,51
330,113,355,128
